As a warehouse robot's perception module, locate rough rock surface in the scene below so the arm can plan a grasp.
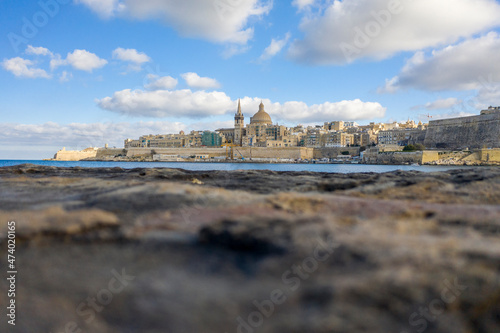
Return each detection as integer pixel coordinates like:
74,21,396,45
0,164,499,333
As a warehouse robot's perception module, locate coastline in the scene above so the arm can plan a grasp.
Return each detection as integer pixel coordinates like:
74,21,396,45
44,156,500,167
48,146,500,166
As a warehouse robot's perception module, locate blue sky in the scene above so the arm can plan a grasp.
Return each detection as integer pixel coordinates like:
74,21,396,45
1,0,500,159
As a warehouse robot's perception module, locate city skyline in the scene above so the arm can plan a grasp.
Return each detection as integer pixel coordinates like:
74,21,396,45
2,0,500,159
122,99,426,151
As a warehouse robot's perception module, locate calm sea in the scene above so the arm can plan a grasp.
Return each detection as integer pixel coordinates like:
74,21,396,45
0,160,475,173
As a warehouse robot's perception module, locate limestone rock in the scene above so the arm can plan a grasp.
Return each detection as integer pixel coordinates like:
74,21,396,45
0,164,499,333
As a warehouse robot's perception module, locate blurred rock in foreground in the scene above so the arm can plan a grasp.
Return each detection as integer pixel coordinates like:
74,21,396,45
0,164,499,333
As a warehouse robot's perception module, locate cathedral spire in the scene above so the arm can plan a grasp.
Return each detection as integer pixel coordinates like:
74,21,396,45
237,99,242,115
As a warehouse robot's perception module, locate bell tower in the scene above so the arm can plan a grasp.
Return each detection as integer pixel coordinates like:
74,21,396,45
234,99,244,146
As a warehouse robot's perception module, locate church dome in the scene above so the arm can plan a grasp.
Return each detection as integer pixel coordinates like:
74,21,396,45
250,102,272,125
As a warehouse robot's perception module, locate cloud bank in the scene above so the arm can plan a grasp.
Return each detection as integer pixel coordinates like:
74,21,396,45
0,121,186,149
288,0,500,65
76,0,272,44
97,77,386,122
97,89,234,118
2,57,51,79
380,32,500,93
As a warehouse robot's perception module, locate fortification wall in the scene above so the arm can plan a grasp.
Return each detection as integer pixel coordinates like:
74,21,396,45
362,149,422,164
479,149,500,163
237,147,314,160
53,148,98,161
313,147,360,159
374,152,422,165
424,113,500,149
124,147,313,160
125,148,227,158
96,148,126,158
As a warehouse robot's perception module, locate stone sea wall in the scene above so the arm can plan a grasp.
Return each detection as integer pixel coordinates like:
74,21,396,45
59,147,348,161
53,146,500,166
363,151,422,164
126,147,227,158
313,147,360,159
97,147,314,161
224,147,314,160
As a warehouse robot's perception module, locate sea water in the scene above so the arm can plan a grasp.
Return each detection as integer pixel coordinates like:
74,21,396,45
0,160,476,173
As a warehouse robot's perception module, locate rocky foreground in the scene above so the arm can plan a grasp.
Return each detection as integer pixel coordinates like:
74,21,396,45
0,164,499,333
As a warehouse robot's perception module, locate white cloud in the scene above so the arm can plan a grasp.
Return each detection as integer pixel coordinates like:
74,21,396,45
98,86,385,122
145,74,178,90
112,47,151,69
412,97,462,111
26,45,53,56
2,57,51,79
112,47,151,72
22,45,108,73
288,0,500,65
75,0,125,18
66,49,108,72
430,111,476,120
181,72,221,89
59,71,73,82
51,49,108,72
259,32,291,61
292,0,316,11
2,47,107,78
0,121,185,151
425,98,461,110
97,71,386,122
476,87,500,107
76,0,272,44
97,89,233,118
189,120,235,131
378,77,400,94
221,44,251,59
50,54,65,71
380,32,500,92
239,97,386,123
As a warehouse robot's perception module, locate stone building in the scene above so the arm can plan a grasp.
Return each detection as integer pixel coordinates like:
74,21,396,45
353,133,371,146
324,121,345,131
215,128,235,144
125,133,186,148
322,132,354,147
304,128,326,147
378,129,426,146
185,131,203,147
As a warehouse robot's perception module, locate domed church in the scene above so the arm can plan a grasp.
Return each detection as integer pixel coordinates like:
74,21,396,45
250,101,272,125
233,101,274,146
222,99,284,146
